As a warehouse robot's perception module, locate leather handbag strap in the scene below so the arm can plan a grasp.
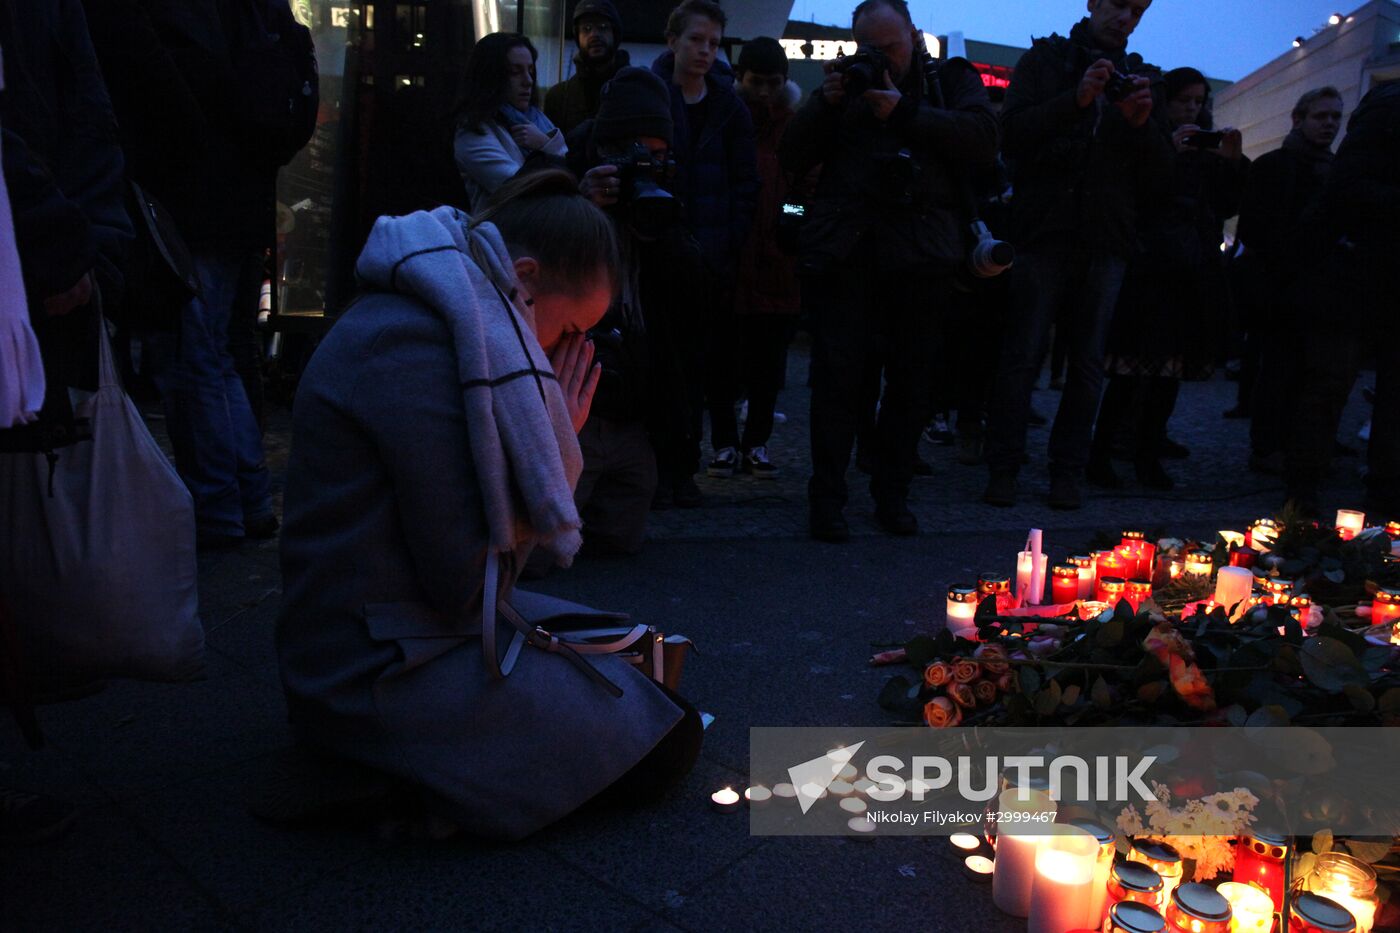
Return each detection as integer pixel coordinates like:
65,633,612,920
559,624,652,655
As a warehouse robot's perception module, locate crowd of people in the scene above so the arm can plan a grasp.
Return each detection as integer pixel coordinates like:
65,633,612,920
1,0,1397,842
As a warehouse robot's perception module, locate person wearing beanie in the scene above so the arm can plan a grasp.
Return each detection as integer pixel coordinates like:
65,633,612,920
721,36,807,482
544,0,630,138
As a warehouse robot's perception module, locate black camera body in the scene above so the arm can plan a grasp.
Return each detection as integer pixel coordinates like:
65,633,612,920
1184,130,1225,150
601,142,680,239
1103,70,1140,103
833,47,893,98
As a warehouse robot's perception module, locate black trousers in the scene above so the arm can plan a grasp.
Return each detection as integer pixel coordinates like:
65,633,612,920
805,261,947,508
709,314,797,452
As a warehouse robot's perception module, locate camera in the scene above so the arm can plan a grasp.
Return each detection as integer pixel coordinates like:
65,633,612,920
833,47,893,98
602,142,680,239
1103,70,1139,103
1184,130,1225,150
968,220,1014,279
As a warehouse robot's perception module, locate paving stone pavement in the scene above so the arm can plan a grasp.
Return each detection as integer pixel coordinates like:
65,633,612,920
0,345,1375,931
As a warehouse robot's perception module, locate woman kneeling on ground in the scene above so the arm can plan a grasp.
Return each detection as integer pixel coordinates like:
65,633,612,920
274,170,701,840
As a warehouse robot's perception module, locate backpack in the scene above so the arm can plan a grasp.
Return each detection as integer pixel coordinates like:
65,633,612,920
226,0,318,167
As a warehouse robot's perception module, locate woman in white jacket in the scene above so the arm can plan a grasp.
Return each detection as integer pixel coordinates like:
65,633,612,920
453,33,568,212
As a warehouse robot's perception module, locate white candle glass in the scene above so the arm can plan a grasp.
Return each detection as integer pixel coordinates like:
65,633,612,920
1336,509,1366,541
1028,825,1099,933
1017,551,1049,606
1214,566,1254,619
1216,881,1273,933
991,787,1056,917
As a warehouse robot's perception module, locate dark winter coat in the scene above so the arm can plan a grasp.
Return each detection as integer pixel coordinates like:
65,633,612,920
648,52,758,283
1234,132,1333,306
544,48,631,139
778,56,998,273
735,80,804,315
1000,19,1174,259
80,0,290,249
1108,147,1248,376
1323,81,1400,255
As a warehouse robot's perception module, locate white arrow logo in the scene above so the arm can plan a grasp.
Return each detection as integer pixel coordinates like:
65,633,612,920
787,741,866,814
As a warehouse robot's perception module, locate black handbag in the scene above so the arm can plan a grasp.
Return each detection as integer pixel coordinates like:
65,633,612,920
117,180,200,332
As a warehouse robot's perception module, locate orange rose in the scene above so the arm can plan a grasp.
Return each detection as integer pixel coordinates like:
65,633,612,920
995,671,1017,694
948,682,978,709
973,679,998,706
973,644,1010,675
1142,620,1217,712
924,696,962,728
952,658,981,683
924,661,954,688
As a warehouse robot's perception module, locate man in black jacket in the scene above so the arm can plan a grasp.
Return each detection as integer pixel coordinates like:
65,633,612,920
780,0,997,541
544,0,630,138
982,0,1172,510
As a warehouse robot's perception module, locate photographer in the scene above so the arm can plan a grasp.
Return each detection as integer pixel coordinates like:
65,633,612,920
982,0,1173,510
572,68,708,533
779,0,997,541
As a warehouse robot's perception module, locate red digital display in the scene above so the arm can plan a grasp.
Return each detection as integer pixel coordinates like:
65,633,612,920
972,62,1013,90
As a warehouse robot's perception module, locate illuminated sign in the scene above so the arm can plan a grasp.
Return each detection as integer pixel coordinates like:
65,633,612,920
781,33,942,61
973,62,1013,90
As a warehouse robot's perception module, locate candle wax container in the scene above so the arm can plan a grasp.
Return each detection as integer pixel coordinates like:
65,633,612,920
1028,825,1099,933
1184,548,1214,580
963,854,995,882
1109,901,1168,933
1097,575,1127,606
978,574,1013,613
1125,579,1153,613
1067,818,1116,928
990,787,1056,917
1017,551,1048,606
1230,546,1259,569
947,585,980,636
1106,859,1165,921
1372,587,1400,629
1296,852,1377,933
1216,881,1274,933
1070,555,1096,599
744,785,772,807
1098,550,1129,585
1164,883,1232,933
1335,509,1366,541
1289,893,1357,933
1052,564,1080,605
1129,839,1184,903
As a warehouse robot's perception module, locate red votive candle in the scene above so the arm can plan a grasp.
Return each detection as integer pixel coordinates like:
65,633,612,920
1229,545,1258,569
1097,551,1128,586
1125,579,1152,613
1097,576,1126,606
1373,588,1400,629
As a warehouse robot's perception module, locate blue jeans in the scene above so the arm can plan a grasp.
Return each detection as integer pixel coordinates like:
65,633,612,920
147,250,272,535
985,246,1127,476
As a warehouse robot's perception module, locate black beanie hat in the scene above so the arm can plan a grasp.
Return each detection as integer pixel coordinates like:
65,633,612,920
592,67,674,146
573,0,622,39
737,36,788,77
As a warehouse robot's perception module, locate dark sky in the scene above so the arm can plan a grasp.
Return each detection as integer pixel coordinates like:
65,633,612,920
795,0,1368,80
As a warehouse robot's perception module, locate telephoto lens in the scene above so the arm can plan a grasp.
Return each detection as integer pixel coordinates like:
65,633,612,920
968,221,1015,278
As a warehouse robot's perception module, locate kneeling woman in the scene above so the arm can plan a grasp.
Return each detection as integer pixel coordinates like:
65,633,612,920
276,171,700,840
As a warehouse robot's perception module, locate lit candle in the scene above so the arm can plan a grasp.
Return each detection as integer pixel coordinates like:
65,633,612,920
1122,531,1156,581
990,787,1056,917
1018,550,1048,606
1216,881,1273,933
1106,859,1165,923
1129,839,1183,903
1125,579,1153,613
827,780,855,798
1230,545,1259,569
1183,548,1214,581
1336,509,1366,541
1107,901,1168,933
978,574,1014,613
846,815,876,837
1386,520,1400,540
1215,566,1255,619
1289,893,1357,933
1070,555,1096,599
1079,600,1111,621
1219,530,1246,549
1163,883,1231,933
1028,529,1046,605
744,785,772,807
1169,559,1184,580
1264,577,1295,606
837,762,858,782
1028,825,1100,933
1372,587,1400,629
710,786,742,813
1304,852,1378,933
947,584,979,636
1118,543,1144,581
950,830,981,852
1097,575,1126,606
963,854,995,882
1068,819,1116,929
1247,518,1280,552
1291,594,1313,627
1052,564,1080,605
771,782,797,800
1098,550,1129,586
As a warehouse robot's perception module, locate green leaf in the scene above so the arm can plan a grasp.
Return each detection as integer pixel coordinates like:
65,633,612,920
1363,645,1394,674
1313,829,1334,855
904,635,939,667
1091,676,1112,708
1343,684,1376,713
1296,851,1318,880
1034,679,1063,716
1019,666,1042,697
878,676,914,711
1299,636,1370,692
1061,684,1082,706
1342,839,1393,863
1096,618,1125,649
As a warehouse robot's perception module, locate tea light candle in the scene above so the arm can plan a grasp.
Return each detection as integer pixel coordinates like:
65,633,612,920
964,854,995,882
1028,825,1100,933
1336,509,1366,541
991,787,1056,917
1164,883,1231,933
947,584,979,636
1018,550,1048,606
772,782,797,800
1052,564,1080,605
950,830,982,852
744,785,772,807
1169,559,1184,580
710,786,742,813
837,762,858,782
1216,882,1273,933
1230,545,1259,569
1184,549,1214,581
1247,518,1280,552
1372,588,1400,629
1080,600,1112,620
827,780,855,798
851,778,875,797
846,815,876,837
1070,555,1096,599
1097,575,1126,606
1215,566,1255,618
1125,579,1153,613
839,796,867,815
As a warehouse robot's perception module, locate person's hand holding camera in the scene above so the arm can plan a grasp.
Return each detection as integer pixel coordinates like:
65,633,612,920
1216,127,1243,161
580,164,621,208
819,59,847,107
1113,77,1154,128
549,331,602,434
1172,123,1201,153
510,122,551,152
1077,59,1114,108
862,71,902,122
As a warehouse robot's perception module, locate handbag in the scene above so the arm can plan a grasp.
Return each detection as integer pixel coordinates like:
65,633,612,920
116,180,200,332
0,300,205,690
481,550,693,695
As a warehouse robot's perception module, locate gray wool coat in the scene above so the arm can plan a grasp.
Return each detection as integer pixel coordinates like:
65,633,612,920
276,291,683,841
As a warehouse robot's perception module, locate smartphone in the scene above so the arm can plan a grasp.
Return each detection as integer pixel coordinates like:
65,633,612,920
1185,130,1225,149
781,202,806,217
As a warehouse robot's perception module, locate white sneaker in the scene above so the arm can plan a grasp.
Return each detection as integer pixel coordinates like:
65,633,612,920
706,447,739,478
743,446,779,479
